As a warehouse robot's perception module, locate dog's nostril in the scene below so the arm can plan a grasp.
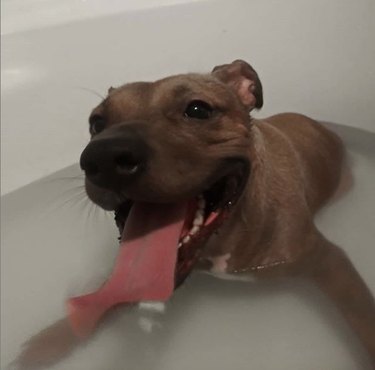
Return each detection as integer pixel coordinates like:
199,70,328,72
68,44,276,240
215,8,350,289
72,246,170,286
114,153,139,174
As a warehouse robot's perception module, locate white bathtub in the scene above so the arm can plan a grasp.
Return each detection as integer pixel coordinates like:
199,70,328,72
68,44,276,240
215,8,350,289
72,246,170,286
1,0,375,369
2,0,375,195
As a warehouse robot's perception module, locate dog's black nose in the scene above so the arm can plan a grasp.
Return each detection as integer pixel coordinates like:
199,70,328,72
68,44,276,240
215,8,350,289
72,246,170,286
80,130,149,189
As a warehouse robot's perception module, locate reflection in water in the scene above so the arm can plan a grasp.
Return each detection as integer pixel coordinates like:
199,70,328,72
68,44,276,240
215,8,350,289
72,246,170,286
12,319,80,369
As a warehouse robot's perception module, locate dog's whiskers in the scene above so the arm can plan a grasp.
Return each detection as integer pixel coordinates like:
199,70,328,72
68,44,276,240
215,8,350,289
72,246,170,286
87,201,97,224
39,174,85,186
58,189,88,210
77,87,105,100
82,197,94,231
53,175,84,182
42,188,88,219
56,185,86,202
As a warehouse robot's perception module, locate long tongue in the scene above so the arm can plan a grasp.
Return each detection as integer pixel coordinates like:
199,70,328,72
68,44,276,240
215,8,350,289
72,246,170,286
67,202,187,338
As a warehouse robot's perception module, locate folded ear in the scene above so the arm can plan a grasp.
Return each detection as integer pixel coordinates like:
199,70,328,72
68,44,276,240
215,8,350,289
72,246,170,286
212,60,263,111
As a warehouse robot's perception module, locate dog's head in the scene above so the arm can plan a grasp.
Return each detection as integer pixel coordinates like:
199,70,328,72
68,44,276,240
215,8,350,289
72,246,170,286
80,60,263,284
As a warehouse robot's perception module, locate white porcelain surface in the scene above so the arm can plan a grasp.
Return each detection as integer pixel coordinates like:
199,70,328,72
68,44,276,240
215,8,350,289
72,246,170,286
2,0,375,367
1,0,208,35
1,0,375,195
1,123,374,370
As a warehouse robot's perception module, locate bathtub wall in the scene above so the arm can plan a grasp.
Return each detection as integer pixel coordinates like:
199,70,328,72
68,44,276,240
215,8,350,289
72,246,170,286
1,0,374,195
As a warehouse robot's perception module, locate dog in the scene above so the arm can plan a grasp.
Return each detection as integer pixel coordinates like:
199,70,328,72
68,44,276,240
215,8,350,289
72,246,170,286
12,60,375,369
77,59,375,363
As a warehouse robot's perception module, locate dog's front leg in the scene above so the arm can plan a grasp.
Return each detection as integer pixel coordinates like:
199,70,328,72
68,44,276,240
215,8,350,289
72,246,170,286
309,236,375,364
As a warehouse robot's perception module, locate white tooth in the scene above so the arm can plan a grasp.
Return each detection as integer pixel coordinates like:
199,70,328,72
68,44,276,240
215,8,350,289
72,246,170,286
182,235,191,244
178,242,182,248
193,214,204,226
190,225,200,235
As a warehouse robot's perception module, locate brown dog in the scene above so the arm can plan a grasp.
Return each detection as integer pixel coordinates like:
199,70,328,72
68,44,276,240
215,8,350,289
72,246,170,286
77,60,375,364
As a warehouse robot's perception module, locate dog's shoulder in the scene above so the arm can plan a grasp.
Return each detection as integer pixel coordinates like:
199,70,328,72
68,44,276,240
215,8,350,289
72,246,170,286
252,112,345,213
257,112,343,148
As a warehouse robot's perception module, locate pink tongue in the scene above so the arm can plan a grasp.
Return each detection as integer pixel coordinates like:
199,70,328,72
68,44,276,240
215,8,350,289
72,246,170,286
67,202,187,337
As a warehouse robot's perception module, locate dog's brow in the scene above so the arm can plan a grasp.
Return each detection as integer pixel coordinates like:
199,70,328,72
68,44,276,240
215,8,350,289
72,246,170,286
171,84,192,97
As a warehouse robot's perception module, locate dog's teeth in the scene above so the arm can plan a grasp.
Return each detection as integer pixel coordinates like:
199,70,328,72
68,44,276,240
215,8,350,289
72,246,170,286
190,225,200,235
193,214,204,226
178,198,205,246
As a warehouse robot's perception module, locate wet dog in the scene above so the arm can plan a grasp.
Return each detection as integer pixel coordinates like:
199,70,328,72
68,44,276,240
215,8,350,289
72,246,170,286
78,60,375,363
13,60,375,369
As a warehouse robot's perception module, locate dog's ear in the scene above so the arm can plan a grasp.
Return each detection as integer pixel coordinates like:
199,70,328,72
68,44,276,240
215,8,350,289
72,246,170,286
212,60,263,110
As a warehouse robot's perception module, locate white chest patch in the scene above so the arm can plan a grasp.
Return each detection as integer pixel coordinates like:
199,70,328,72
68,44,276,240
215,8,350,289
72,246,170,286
208,253,231,273
205,253,257,282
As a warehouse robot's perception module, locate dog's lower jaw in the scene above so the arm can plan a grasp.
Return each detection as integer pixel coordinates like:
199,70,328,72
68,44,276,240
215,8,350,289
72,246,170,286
85,178,123,211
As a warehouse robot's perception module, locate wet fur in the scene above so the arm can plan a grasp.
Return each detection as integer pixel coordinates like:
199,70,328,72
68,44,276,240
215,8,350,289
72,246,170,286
85,61,375,364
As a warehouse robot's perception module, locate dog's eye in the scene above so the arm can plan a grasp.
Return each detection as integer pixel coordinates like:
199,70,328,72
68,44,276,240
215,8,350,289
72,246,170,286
184,100,213,120
89,114,106,135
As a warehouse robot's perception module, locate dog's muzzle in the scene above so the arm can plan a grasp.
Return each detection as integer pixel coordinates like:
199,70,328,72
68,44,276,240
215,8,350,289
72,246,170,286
80,126,149,191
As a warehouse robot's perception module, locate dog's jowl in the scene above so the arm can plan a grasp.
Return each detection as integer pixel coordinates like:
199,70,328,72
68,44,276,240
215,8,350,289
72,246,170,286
75,60,375,363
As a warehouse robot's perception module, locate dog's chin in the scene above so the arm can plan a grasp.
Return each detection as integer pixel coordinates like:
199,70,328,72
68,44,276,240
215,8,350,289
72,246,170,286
112,160,250,287
84,179,122,211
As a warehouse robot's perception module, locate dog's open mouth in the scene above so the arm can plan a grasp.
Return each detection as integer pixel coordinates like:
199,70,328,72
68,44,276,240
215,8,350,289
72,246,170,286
114,163,248,290
67,163,248,338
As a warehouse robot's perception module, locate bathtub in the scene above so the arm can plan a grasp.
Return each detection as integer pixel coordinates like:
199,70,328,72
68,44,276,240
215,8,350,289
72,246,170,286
1,0,374,369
